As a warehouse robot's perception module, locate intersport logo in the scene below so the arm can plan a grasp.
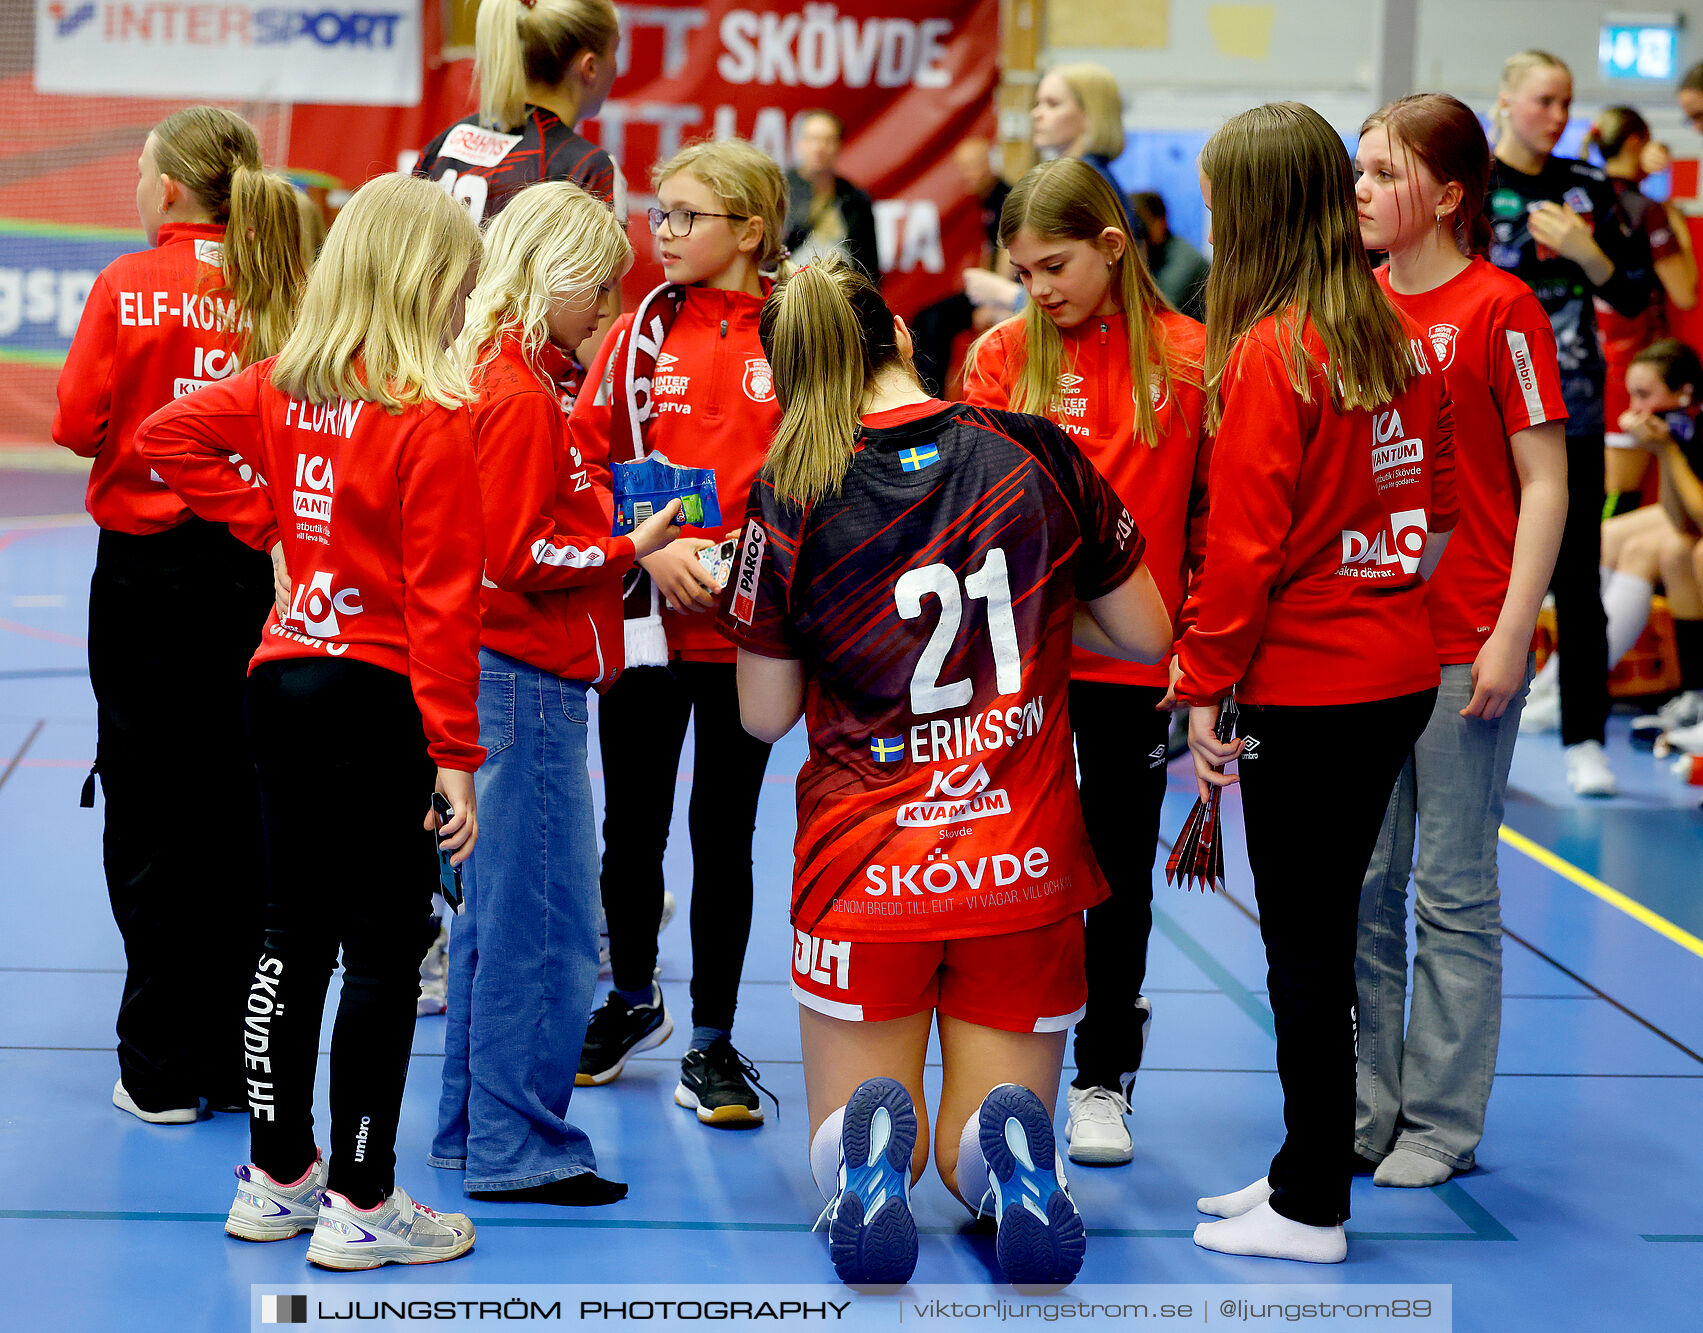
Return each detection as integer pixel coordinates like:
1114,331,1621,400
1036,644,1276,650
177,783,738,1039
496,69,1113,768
49,4,411,50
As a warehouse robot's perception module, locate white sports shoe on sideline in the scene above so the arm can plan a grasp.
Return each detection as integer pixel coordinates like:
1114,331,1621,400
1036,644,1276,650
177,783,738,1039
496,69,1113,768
1565,740,1617,797
226,1154,327,1241
1519,682,1561,734
306,1185,475,1270
1665,719,1703,756
1065,1084,1133,1165
416,920,450,1017
111,1079,197,1125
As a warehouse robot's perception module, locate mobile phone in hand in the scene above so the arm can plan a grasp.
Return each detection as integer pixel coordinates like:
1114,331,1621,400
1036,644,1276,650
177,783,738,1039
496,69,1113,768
431,792,465,915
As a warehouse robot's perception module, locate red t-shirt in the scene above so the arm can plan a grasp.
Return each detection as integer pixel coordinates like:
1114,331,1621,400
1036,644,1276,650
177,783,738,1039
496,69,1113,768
716,399,1144,941
1177,314,1458,707
472,335,634,685
137,360,487,771
1378,260,1568,662
961,310,1209,689
54,223,261,535
577,285,780,662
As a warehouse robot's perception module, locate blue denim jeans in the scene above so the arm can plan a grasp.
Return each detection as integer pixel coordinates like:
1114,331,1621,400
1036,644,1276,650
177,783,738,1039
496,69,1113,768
1354,657,1531,1171
430,650,602,1190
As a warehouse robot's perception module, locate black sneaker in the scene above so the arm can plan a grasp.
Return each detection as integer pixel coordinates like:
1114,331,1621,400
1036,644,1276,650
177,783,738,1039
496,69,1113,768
576,984,673,1086
674,1038,777,1127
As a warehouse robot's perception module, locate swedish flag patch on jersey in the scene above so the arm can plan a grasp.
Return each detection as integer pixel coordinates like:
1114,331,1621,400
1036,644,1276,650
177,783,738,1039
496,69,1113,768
898,444,940,472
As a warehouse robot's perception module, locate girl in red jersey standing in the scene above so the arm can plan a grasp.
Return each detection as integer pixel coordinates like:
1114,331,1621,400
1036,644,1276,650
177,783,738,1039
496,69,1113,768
139,175,486,1270
720,258,1171,1285
1179,102,1457,1264
429,182,684,1207
1352,94,1568,1190
570,140,787,1126
962,156,1208,1168
54,107,305,1125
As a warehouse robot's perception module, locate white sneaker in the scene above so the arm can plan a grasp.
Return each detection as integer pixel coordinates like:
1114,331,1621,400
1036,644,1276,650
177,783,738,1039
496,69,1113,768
1653,690,1703,732
226,1153,327,1241
1666,719,1703,755
417,920,449,1017
111,1079,197,1124
1519,682,1561,733
1065,1084,1133,1165
1565,740,1618,797
306,1185,475,1270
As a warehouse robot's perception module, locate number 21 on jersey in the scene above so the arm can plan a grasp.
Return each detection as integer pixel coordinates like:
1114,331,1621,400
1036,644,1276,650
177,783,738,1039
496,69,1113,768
895,547,1021,715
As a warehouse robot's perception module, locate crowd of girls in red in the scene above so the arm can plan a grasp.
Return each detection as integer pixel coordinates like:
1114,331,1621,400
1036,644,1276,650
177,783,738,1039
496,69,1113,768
59,33,1619,1283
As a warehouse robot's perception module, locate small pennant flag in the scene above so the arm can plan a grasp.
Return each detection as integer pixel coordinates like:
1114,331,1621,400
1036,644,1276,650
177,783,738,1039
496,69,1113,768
898,444,940,473
870,735,905,763
262,1294,308,1324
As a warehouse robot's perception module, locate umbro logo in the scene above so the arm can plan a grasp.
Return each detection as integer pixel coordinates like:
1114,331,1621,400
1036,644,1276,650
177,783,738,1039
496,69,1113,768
1057,373,1084,390
1147,743,1166,768
656,352,679,371
1240,736,1260,758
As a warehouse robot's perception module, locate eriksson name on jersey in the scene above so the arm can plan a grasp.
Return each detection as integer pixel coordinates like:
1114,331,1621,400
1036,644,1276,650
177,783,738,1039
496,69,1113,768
908,696,1045,765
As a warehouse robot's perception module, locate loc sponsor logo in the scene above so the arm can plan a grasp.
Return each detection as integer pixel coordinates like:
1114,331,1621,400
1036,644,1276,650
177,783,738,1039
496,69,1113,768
896,763,1012,828
863,844,1051,897
1340,507,1429,576
793,931,850,990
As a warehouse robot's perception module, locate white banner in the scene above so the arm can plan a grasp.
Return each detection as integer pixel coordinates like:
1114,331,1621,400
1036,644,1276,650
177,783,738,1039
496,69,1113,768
33,0,423,106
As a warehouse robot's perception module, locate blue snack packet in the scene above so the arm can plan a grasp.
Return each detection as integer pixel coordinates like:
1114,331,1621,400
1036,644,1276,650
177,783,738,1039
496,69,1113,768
612,452,722,534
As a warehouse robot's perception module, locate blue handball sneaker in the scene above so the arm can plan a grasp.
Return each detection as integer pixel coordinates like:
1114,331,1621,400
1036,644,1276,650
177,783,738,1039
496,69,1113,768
822,1077,918,1285
978,1083,1086,1285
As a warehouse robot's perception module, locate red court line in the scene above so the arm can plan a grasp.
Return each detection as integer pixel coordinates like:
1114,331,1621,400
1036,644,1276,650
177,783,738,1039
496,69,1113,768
0,618,86,648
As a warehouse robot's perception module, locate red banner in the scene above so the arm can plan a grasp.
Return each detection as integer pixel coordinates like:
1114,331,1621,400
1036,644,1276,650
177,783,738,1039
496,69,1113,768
588,0,998,315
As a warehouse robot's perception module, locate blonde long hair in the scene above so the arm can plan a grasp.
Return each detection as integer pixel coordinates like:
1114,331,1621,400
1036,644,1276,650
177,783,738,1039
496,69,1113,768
653,139,791,274
150,107,305,362
1048,63,1126,159
457,181,632,380
970,157,1179,448
1198,101,1418,432
270,175,481,412
476,0,618,132
758,258,906,507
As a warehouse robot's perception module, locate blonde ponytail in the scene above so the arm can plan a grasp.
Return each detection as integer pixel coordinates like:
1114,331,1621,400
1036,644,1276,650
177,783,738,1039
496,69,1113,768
150,106,305,364
759,259,903,507
226,164,307,362
476,0,619,132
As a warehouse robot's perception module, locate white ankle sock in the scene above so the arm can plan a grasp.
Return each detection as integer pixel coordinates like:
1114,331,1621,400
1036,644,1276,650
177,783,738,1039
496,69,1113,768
1604,570,1655,667
954,1113,989,1211
1193,1200,1346,1263
1373,1147,1454,1188
810,1107,845,1202
1196,1176,1273,1218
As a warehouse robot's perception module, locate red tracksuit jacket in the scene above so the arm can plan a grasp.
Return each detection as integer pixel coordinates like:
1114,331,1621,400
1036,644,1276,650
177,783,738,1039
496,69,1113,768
575,284,781,662
962,309,1209,689
473,334,633,685
136,360,487,771
55,222,258,534
1177,314,1459,708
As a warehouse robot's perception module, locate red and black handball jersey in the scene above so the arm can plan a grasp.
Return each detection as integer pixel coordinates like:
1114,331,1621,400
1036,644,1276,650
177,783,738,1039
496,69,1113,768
716,399,1146,942
415,108,623,224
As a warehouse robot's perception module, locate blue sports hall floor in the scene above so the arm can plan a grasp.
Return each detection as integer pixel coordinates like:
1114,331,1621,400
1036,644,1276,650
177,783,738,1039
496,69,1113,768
2,461,1700,1331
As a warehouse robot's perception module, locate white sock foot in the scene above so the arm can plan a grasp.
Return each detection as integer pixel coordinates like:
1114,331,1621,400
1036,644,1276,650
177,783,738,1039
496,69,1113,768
1373,1147,1453,1188
1193,1201,1346,1263
1196,1176,1273,1218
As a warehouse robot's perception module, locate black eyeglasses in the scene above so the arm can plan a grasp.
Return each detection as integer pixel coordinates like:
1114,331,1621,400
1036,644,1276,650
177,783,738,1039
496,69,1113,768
646,206,749,238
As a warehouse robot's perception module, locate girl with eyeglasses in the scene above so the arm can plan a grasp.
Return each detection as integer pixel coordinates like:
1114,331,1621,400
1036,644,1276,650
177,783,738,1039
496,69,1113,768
570,139,790,1129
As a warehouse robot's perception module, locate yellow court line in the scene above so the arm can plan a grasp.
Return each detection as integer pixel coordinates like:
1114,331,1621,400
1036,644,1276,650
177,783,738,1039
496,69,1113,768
1499,824,1703,961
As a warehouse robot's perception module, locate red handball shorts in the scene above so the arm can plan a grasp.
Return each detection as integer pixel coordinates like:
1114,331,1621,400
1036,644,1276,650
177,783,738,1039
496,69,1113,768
790,912,1087,1034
